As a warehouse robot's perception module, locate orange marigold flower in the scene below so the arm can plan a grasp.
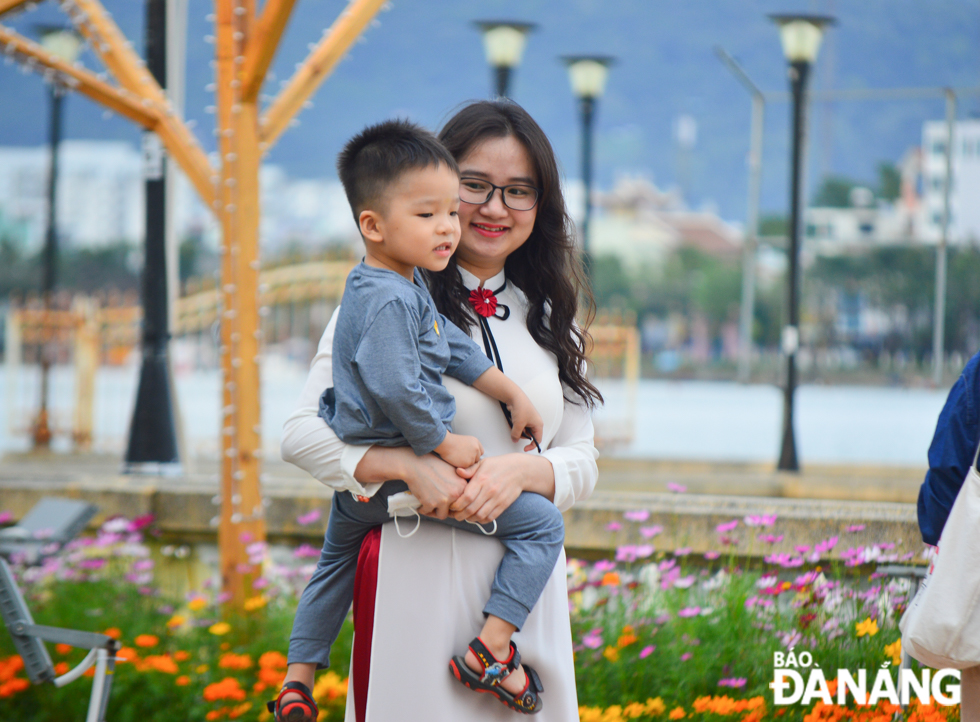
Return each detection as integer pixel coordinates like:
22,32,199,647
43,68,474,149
617,633,639,648
166,616,186,630
176,675,190,686
54,662,70,675
135,634,159,648
578,708,602,722
209,622,231,636
243,595,267,611
253,681,268,694
205,711,224,721
669,706,686,719
603,645,620,662
203,677,246,702
220,643,230,651
0,656,25,682
645,698,666,715
115,647,139,664
218,653,252,670
312,671,348,701
258,651,288,670
227,702,252,719
258,668,285,686
174,650,190,662
103,628,122,640
601,572,621,587
0,678,30,698
55,643,73,655
145,655,179,674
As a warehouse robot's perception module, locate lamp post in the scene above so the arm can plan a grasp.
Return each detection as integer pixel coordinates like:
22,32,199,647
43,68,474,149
32,26,83,449
474,21,535,98
562,55,614,276
770,14,835,472
124,0,181,473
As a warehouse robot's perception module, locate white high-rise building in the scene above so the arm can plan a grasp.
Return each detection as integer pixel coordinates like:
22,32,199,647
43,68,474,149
922,119,980,243
0,140,144,252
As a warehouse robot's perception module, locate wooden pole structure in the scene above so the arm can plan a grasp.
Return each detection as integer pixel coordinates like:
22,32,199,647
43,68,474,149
0,0,387,609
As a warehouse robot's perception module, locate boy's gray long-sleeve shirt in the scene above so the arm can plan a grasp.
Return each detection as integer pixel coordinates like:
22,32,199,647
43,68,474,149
319,263,494,456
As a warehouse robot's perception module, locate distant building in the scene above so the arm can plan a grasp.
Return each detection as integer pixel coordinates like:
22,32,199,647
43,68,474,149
922,118,980,242
0,141,361,257
0,141,143,252
591,176,742,269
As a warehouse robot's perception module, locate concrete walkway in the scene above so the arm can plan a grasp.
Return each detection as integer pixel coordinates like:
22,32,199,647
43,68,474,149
0,453,926,560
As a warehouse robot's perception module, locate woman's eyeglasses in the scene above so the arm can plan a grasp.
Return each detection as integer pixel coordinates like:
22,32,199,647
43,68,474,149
459,177,541,211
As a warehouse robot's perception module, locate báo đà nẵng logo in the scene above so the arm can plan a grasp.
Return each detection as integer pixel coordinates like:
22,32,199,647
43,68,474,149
770,648,960,706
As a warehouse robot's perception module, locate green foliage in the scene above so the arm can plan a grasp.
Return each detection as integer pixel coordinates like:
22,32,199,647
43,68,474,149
812,176,859,208
877,163,901,202
758,215,788,238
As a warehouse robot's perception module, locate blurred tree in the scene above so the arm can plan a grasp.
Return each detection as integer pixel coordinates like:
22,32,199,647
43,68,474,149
812,175,859,208
591,254,634,311
877,162,901,202
759,214,788,237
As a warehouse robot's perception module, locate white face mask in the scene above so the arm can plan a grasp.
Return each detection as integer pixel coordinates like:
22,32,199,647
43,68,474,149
386,491,497,538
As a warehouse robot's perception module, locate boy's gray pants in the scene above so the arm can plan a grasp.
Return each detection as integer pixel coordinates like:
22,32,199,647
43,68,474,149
287,480,565,668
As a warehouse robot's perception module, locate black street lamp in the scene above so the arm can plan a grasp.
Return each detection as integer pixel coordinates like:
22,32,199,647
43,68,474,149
474,21,535,98
770,14,835,472
32,26,83,449
562,55,614,275
124,0,180,472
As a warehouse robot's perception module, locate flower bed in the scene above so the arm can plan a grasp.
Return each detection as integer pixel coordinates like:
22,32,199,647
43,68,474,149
0,512,959,721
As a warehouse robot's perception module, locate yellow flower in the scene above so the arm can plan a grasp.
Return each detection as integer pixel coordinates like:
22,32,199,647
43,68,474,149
209,622,231,636
668,706,686,719
623,702,647,718
166,615,186,630
243,595,267,612
856,617,879,637
579,708,603,722
603,645,620,662
188,597,208,611
645,697,666,715
884,639,902,665
600,705,624,722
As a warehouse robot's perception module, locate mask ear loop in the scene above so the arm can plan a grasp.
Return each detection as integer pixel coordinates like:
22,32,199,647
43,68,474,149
393,509,421,538
466,519,497,536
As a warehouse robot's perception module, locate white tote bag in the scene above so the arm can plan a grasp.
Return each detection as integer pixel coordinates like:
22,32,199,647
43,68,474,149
901,441,980,669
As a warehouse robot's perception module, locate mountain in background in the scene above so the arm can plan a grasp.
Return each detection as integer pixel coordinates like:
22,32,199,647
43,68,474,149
1,0,978,223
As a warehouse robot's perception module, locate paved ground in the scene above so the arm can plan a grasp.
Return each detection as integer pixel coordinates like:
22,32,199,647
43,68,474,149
0,452,926,560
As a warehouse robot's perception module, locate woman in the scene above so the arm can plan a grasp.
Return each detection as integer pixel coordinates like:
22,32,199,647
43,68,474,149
278,99,601,721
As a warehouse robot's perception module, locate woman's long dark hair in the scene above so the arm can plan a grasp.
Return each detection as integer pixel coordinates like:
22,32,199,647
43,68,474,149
426,100,602,408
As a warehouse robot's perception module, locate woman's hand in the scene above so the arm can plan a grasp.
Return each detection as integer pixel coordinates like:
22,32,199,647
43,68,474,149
448,453,555,524
400,452,470,520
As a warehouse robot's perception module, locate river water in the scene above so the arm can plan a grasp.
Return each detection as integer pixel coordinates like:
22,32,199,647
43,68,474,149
3,357,950,467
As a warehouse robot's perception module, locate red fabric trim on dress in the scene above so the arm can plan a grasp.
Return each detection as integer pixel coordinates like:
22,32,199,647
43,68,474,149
352,526,382,722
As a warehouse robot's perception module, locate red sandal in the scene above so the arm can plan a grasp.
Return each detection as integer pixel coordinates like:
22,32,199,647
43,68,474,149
449,637,544,715
267,681,318,722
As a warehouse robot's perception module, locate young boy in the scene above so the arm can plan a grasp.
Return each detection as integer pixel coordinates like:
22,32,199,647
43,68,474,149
271,120,560,721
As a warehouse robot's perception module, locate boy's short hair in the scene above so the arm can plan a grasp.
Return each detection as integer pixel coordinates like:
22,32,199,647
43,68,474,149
337,119,459,221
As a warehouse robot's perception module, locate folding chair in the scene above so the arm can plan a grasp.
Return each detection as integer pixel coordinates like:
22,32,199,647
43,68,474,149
0,498,97,564
0,556,118,722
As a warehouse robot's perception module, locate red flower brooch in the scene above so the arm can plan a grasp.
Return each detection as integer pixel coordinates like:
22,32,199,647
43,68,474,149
468,287,498,318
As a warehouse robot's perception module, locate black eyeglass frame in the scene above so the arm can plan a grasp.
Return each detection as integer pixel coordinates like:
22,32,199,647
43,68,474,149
458,177,542,211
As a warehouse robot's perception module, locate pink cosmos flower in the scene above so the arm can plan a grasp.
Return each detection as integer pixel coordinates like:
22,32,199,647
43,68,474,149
594,560,617,573
846,524,865,533
758,534,784,544
239,531,254,543
582,629,603,649
640,525,663,539
677,606,701,618
606,521,622,532
667,483,687,493
674,547,692,556
703,551,720,560
297,509,322,526
744,514,777,527
814,536,838,554
715,520,738,533
624,510,650,522
719,678,747,688
680,652,693,661
673,576,696,589
127,514,155,532
0,511,12,524
293,544,320,559
639,645,655,659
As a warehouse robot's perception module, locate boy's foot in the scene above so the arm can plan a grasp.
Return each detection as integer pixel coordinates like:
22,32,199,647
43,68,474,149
449,637,543,714
267,681,318,722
